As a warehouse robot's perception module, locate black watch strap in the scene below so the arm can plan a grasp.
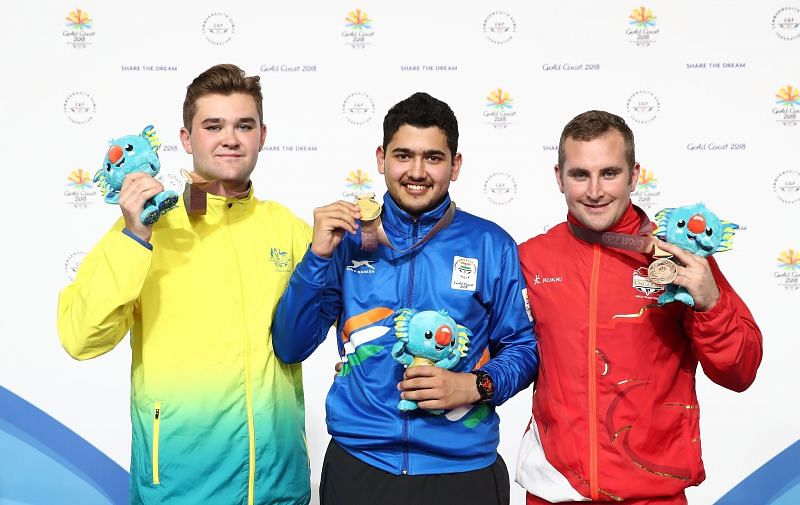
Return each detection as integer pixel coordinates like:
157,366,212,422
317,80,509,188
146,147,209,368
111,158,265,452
470,370,495,404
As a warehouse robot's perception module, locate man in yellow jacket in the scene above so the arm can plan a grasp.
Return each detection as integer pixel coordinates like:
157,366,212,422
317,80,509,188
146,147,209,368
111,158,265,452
57,64,312,505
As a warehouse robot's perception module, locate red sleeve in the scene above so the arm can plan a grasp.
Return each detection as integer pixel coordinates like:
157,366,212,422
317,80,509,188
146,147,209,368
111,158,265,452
684,257,763,392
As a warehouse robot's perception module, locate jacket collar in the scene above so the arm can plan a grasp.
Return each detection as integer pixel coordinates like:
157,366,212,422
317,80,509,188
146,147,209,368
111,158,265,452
203,183,255,214
381,191,452,240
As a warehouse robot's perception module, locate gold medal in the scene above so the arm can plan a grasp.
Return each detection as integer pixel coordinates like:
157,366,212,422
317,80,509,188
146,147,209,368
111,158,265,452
356,193,382,221
648,258,678,285
355,193,381,251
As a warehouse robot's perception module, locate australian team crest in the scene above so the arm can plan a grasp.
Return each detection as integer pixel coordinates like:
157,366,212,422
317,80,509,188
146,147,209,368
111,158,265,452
268,248,290,272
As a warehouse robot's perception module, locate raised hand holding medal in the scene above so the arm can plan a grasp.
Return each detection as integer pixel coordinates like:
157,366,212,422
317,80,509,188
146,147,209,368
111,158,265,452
651,203,740,309
647,241,678,285
651,240,720,311
308,200,361,258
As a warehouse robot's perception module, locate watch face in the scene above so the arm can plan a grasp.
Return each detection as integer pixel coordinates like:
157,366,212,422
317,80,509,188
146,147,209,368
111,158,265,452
356,197,382,221
480,374,494,396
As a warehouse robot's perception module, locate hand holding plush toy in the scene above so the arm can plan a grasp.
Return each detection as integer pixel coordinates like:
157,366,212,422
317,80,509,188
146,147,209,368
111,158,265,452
93,125,179,225
391,308,471,412
653,203,739,307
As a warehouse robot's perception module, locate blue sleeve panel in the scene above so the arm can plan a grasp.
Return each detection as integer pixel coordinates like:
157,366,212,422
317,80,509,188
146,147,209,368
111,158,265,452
478,244,539,406
273,248,341,363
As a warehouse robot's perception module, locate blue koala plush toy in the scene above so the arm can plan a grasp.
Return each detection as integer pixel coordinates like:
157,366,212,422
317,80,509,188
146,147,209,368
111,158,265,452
391,308,472,412
93,125,178,225
653,203,739,307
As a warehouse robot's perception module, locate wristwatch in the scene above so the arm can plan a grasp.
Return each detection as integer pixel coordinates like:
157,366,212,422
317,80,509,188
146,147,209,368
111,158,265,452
470,370,495,404
355,193,382,252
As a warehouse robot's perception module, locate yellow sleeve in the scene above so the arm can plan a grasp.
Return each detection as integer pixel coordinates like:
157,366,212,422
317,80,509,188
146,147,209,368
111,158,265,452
57,222,153,360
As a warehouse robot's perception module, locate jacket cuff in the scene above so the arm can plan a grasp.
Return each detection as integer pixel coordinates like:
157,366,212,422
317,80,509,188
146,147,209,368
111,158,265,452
691,287,731,323
122,228,153,251
475,363,503,405
686,288,735,343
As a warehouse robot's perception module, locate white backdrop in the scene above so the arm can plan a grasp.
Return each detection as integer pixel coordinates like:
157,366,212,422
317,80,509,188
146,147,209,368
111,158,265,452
1,2,798,504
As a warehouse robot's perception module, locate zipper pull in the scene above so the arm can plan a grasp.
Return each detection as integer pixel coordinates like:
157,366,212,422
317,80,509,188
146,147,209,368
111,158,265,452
155,408,160,420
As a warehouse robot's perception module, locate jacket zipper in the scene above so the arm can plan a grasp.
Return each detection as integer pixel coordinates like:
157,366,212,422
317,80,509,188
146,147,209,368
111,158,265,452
152,402,161,485
245,331,255,504
408,219,418,306
588,245,601,500
402,412,409,475
402,218,420,475
225,208,256,504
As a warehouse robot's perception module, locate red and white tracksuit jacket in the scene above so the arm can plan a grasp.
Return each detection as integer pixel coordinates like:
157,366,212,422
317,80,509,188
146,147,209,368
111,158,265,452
516,204,762,504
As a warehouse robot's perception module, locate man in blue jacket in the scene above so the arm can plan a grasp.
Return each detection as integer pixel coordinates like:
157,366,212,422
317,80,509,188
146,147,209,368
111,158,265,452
273,92,538,505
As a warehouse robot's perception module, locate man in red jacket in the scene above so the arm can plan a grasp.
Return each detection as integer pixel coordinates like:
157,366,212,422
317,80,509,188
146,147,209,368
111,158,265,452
516,110,762,505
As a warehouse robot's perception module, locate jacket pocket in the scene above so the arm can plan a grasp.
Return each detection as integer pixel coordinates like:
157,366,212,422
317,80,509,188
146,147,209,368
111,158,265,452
680,403,702,483
152,401,161,485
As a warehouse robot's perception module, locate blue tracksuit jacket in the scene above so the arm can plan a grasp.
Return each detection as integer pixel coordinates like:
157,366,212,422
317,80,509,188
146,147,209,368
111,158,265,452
273,193,538,476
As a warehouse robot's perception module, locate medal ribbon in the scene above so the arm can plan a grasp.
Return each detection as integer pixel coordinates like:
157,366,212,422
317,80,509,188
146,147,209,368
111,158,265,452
568,206,679,285
181,169,250,198
567,206,654,253
376,202,456,255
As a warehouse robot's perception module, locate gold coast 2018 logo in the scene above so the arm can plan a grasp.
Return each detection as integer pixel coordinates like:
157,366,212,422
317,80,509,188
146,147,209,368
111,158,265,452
63,8,95,48
775,249,800,291
632,167,661,210
484,88,515,129
343,9,374,49
343,169,373,198
774,84,799,127
627,6,658,47
65,169,98,208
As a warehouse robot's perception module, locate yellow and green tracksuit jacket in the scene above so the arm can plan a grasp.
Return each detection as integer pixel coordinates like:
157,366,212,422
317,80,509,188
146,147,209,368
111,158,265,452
57,189,312,504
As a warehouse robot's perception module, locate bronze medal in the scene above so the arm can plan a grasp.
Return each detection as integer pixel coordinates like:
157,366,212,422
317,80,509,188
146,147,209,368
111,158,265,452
648,257,678,285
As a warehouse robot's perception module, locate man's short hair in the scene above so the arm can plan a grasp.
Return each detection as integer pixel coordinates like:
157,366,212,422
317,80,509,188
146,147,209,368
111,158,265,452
183,63,263,131
558,110,636,171
382,92,459,157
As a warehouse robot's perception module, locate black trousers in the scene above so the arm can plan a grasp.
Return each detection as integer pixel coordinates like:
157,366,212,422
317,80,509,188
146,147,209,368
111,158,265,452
320,440,510,505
